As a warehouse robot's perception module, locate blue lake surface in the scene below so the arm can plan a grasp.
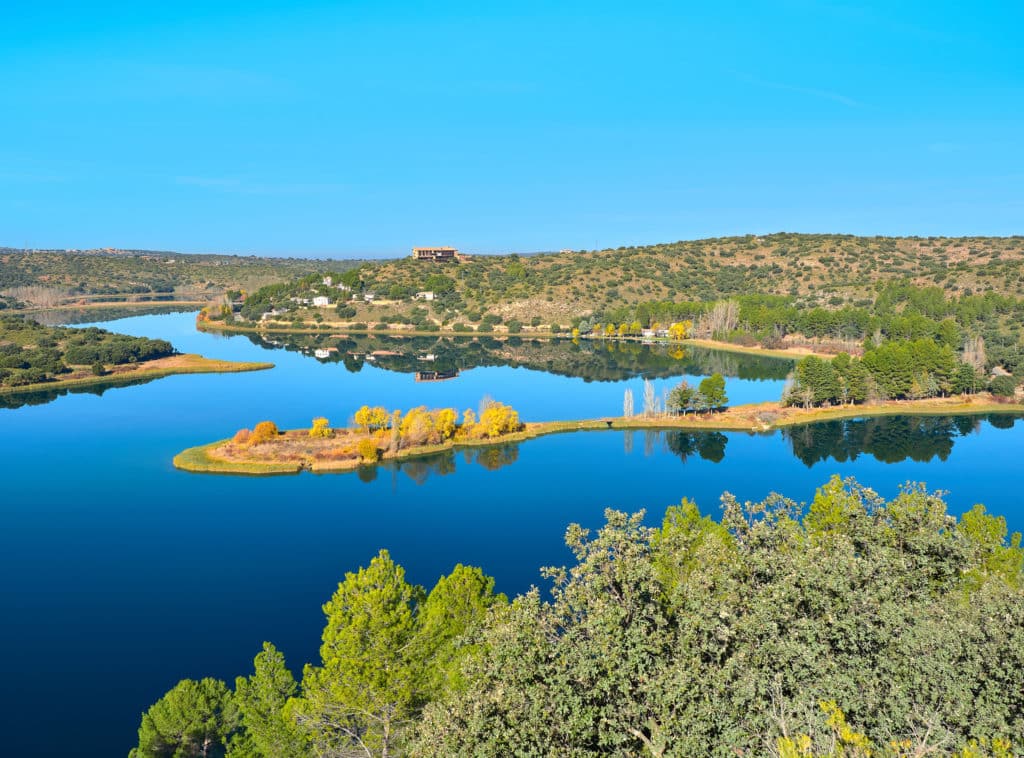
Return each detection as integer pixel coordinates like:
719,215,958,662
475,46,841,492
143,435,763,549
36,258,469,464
1,312,1022,757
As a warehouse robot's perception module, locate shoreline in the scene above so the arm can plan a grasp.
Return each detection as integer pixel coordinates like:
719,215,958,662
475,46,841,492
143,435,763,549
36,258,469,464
197,320,823,359
173,395,1024,476
0,354,274,397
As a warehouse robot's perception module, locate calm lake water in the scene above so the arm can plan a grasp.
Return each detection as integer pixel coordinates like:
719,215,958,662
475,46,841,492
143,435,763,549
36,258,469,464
2,312,1022,757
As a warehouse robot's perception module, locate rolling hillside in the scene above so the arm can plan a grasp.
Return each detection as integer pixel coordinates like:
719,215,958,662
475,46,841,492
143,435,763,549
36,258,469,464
355,233,1024,323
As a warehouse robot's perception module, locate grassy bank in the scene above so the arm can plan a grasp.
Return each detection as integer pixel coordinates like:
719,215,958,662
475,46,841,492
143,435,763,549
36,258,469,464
0,353,273,397
173,441,302,475
173,394,1024,476
681,337,834,360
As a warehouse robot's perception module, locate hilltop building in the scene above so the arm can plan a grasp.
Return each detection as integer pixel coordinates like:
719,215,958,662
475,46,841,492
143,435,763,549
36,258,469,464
412,246,458,262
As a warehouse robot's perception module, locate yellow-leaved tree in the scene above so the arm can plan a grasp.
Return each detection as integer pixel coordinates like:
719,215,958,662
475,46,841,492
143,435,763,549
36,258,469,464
356,438,378,463
668,320,693,340
400,407,436,446
309,417,331,438
457,409,477,439
475,402,520,438
435,408,457,441
354,405,389,433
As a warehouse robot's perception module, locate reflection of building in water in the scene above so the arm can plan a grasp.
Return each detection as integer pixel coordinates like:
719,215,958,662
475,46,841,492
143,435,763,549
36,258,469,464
415,369,460,382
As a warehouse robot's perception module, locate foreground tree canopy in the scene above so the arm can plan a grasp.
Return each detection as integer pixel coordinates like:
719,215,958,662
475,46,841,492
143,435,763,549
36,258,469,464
132,477,1024,757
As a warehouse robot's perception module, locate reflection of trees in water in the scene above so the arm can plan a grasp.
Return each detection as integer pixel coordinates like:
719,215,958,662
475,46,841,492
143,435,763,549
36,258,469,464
373,444,521,485
643,430,659,457
988,413,1018,430
782,415,1019,467
618,429,728,463
352,414,1023,482
31,304,193,326
238,332,793,383
0,376,155,410
475,444,519,471
664,431,728,463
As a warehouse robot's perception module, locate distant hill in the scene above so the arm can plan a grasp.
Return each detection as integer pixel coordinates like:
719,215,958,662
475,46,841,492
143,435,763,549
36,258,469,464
355,233,1024,322
0,248,363,308
7,234,1024,321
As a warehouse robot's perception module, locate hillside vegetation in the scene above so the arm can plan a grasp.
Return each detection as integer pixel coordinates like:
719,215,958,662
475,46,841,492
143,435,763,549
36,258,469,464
354,233,1024,322
0,248,360,308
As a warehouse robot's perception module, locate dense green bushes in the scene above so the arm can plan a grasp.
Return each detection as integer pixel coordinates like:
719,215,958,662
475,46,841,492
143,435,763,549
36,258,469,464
132,477,1024,757
785,338,1012,407
0,315,175,387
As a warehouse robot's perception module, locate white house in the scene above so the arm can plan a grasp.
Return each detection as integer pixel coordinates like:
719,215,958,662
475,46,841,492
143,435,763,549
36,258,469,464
312,296,330,307
414,291,435,301
322,276,333,286
363,292,376,302
314,348,330,358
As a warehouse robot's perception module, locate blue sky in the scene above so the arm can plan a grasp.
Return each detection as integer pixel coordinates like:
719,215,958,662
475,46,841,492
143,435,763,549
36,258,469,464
1,1,1021,257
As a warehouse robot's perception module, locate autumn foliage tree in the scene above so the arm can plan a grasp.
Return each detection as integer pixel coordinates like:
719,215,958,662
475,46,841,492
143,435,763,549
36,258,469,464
356,437,379,463
249,421,279,445
309,417,331,438
354,405,389,433
473,401,521,438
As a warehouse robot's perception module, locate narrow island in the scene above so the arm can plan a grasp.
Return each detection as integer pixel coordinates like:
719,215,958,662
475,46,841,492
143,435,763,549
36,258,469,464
174,391,1024,476
0,313,272,398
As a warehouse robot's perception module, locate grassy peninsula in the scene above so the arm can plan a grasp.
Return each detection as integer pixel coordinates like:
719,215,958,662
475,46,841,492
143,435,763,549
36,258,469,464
0,353,273,398
173,393,1024,476
0,313,272,398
